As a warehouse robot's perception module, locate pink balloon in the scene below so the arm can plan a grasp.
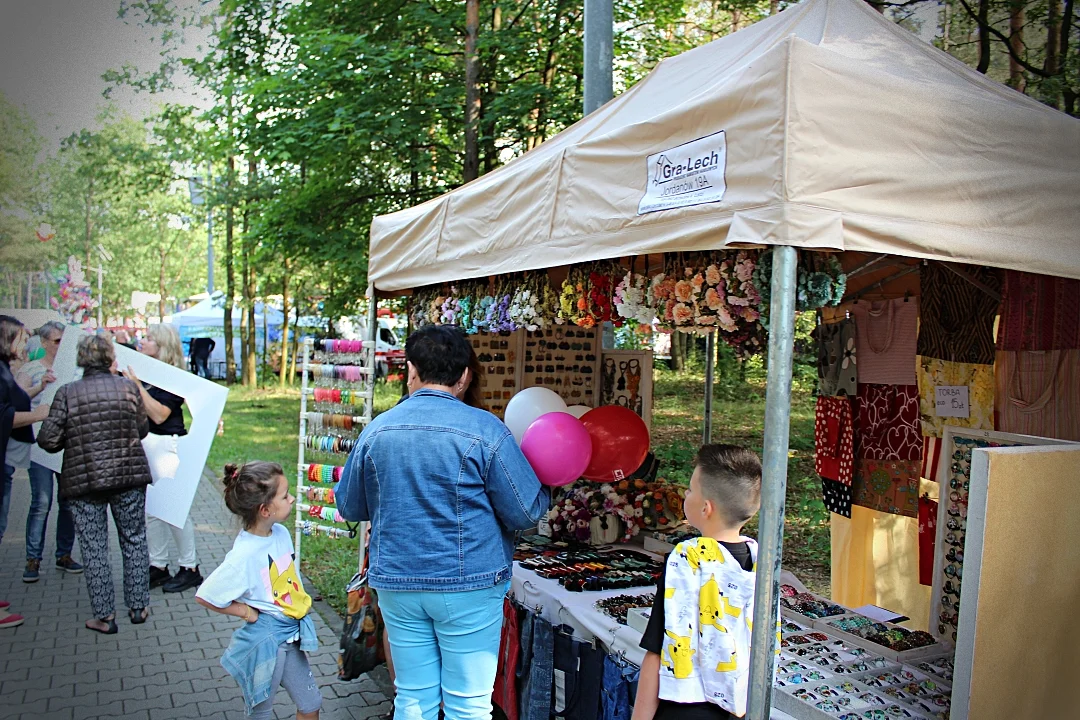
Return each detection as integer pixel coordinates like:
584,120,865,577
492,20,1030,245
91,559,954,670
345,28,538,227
520,412,593,487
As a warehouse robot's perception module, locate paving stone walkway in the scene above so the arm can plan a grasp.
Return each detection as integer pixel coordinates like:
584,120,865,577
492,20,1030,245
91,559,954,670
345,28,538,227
0,468,392,720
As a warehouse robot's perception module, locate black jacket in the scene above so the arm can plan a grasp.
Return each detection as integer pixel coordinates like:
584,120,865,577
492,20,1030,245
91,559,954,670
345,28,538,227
37,368,152,500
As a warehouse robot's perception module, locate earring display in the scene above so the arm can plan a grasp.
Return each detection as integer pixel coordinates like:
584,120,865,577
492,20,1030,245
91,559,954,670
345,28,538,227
521,325,601,405
600,349,653,430
470,331,525,419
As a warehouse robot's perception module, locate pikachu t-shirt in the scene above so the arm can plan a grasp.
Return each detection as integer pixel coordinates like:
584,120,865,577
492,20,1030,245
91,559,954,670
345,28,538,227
196,523,312,622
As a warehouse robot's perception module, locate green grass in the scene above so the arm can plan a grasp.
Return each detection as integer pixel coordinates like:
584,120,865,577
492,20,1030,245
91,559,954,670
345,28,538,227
204,364,831,616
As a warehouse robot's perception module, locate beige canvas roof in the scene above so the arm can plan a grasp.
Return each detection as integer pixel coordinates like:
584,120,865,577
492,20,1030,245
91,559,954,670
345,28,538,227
369,0,1080,292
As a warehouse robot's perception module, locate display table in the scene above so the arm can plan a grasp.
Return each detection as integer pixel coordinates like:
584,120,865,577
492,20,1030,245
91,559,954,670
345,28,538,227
512,559,656,667
510,557,802,720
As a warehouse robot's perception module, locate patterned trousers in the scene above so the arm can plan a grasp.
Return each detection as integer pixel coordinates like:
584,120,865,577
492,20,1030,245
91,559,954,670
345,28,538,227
67,487,151,619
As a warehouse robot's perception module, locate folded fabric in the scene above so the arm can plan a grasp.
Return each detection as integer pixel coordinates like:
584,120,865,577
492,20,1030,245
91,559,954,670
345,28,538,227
854,384,921,461
995,349,1080,442
815,397,855,485
916,358,995,438
997,271,1080,351
822,478,853,518
850,298,918,386
816,317,858,397
917,262,1000,364
852,459,920,518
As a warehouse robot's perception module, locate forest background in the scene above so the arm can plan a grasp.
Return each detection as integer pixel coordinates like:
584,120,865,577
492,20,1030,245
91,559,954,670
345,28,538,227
1,0,1077,386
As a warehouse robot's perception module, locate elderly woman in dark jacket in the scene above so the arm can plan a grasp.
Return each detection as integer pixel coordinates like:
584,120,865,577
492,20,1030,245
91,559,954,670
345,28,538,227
38,334,154,634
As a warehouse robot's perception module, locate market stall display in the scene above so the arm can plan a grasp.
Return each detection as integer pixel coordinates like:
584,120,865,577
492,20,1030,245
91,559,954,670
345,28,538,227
293,337,374,562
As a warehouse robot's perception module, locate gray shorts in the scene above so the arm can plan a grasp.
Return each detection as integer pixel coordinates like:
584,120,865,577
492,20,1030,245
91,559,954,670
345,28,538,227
249,641,323,719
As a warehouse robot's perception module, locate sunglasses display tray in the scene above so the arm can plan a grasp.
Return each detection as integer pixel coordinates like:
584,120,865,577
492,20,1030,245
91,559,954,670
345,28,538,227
774,657,953,720
813,614,948,664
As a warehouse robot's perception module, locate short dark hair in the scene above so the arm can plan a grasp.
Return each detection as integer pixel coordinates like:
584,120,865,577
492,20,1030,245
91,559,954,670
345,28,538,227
76,334,115,372
405,325,472,387
0,315,25,363
694,444,762,526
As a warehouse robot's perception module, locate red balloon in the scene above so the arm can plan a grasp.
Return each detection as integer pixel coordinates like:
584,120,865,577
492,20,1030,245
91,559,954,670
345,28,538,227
580,405,650,482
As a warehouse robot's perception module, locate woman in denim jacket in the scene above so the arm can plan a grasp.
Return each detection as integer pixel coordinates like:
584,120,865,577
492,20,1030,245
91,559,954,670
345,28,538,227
338,325,549,720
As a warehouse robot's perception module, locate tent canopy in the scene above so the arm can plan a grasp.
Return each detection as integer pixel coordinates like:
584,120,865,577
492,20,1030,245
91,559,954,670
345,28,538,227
166,292,284,329
369,0,1080,292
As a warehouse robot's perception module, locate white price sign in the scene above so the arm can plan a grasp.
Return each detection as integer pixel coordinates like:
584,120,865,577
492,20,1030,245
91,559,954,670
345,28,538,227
934,385,970,418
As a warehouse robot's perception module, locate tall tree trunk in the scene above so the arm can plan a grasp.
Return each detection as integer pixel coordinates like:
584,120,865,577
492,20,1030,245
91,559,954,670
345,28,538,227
224,156,237,384
770,0,779,15
261,300,268,388
976,0,991,73
288,281,304,385
242,158,257,387
671,332,685,372
1008,0,1026,91
159,248,167,323
1045,0,1062,76
481,2,501,174
463,0,481,183
279,256,290,387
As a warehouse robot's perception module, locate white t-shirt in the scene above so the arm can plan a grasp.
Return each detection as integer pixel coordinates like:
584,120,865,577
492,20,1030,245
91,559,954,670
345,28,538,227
196,523,312,621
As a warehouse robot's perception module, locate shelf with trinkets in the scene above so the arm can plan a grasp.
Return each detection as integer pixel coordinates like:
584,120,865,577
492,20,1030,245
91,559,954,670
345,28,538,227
294,337,373,562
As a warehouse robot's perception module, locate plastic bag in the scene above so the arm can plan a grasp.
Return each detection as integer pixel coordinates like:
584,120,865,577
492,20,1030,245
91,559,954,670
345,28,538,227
337,569,386,680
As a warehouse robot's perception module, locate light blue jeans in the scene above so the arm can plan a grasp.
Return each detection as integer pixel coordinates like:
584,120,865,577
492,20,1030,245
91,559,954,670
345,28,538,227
377,581,510,720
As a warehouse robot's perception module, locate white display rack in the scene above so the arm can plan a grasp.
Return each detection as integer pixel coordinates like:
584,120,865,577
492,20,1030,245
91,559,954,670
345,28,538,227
294,336,375,567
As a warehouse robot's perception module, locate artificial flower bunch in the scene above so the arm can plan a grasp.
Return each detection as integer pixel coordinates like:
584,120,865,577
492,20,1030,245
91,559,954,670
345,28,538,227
558,261,623,329
439,287,461,326
51,256,98,325
548,483,641,544
754,250,847,318
614,477,687,530
614,271,655,325
714,250,763,332
647,272,677,325
482,279,518,332
508,272,548,331
409,286,439,329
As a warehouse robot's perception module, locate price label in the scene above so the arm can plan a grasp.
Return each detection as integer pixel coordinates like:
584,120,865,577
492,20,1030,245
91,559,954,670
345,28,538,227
934,385,970,418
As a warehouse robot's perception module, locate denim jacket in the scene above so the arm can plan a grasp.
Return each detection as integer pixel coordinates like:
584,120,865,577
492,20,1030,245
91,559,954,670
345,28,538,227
220,612,318,715
337,389,550,592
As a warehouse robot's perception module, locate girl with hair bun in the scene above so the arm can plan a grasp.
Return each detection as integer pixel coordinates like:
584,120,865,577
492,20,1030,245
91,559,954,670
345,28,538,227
196,461,321,720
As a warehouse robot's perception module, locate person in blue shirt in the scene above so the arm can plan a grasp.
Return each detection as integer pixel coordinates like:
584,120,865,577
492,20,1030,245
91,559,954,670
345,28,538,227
338,325,549,720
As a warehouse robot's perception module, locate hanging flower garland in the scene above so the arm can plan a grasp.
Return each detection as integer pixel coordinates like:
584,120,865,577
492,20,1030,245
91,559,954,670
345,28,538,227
508,272,548,331
439,287,461,326
753,250,846,327
614,270,655,325
409,287,438,329
558,261,622,329
647,271,677,326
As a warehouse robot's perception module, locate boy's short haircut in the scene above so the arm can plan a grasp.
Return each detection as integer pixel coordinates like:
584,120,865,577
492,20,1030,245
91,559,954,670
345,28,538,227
694,444,763,526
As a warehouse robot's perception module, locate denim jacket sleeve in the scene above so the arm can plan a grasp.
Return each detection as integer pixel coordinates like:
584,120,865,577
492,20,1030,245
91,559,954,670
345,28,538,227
485,432,550,531
337,441,370,522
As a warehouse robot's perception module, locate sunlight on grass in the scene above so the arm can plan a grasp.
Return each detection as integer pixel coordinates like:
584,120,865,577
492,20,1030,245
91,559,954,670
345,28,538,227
206,363,832,614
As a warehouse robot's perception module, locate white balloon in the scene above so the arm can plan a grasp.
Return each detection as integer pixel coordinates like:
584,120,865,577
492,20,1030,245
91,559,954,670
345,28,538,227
504,387,568,443
565,405,591,419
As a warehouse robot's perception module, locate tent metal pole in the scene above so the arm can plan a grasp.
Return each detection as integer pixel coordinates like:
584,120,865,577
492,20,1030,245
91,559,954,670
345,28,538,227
747,244,797,719
583,0,613,115
703,330,715,444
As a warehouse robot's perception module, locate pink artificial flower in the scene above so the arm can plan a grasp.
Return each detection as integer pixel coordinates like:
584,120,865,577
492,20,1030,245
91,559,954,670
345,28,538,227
706,265,721,286
690,273,704,291
672,303,694,324
705,288,724,311
674,280,694,303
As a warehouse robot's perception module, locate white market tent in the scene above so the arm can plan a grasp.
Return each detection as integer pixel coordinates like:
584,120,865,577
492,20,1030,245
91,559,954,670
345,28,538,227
369,0,1080,292
166,292,284,331
366,0,1080,715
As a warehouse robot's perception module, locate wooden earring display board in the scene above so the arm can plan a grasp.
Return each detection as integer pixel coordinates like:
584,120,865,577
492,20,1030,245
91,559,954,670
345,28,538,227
470,331,524,419
521,326,601,407
931,426,1076,643
601,349,654,430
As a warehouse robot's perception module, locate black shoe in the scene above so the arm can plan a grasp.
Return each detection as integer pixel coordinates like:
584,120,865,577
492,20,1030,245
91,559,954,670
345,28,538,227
149,565,172,589
162,566,203,593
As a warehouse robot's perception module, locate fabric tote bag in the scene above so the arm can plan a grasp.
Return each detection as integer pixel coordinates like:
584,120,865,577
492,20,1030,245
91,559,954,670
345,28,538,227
141,433,181,486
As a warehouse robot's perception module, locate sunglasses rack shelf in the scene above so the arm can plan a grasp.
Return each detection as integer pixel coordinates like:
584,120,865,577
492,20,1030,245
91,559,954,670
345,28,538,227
774,618,954,720
294,336,373,562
